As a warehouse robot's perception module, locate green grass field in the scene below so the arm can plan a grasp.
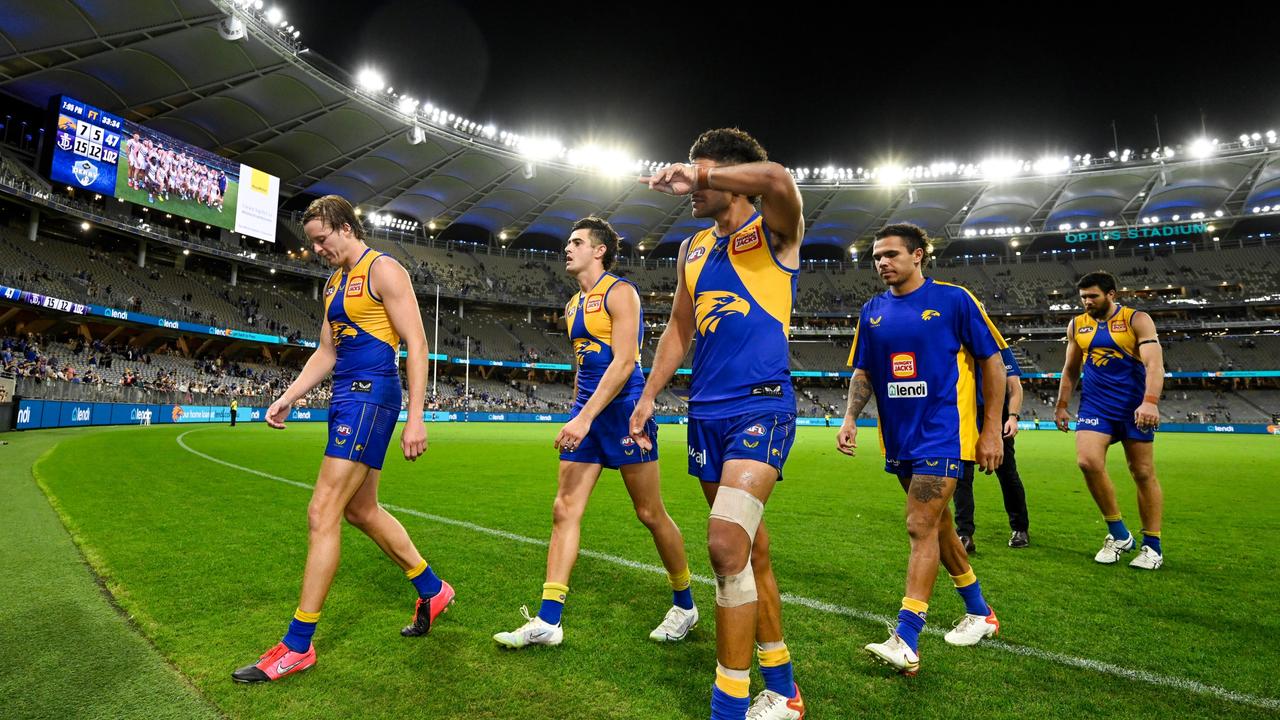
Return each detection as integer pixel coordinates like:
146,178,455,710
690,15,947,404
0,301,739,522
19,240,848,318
6,423,1280,719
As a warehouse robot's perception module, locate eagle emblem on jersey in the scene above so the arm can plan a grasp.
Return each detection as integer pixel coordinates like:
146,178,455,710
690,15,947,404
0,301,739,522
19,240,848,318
921,309,941,321
1089,347,1123,367
695,291,750,335
574,339,602,363
331,322,359,346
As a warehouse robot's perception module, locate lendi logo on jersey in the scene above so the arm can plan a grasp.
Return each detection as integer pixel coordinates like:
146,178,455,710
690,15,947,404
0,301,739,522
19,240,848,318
695,291,749,334
886,381,928,398
584,294,604,313
574,338,602,363
868,316,883,327
346,275,365,297
921,309,941,321
1088,348,1123,367
891,352,917,379
731,227,762,254
686,246,707,263
1110,320,1128,333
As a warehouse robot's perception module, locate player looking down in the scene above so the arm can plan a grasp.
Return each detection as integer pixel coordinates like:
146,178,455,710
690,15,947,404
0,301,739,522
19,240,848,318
632,128,807,720
1054,271,1166,570
493,216,698,649
838,223,1006,675
231,195,453,683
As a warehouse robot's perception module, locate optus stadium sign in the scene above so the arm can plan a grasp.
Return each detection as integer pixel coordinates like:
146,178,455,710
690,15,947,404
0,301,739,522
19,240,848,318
1065,221,1206,244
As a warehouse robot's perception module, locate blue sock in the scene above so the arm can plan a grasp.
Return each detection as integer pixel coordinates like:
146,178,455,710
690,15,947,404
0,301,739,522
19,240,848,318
281,611,318,653
538,598,564,625
758,643,794,697
710,684,750,720
408,563,442,599
1142,531,1162,555
673,586,694,610
895,608,926,652
954,577,990,616
1105,516,1131,541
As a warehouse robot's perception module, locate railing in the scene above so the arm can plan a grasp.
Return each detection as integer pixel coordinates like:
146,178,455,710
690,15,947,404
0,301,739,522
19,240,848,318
13,376,278,407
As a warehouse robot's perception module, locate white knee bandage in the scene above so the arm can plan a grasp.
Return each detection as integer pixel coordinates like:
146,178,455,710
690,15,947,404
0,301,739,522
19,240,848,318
710,487,765,607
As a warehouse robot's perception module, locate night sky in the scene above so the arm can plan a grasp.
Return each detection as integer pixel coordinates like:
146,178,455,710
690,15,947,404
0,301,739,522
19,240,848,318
243,6,1274,168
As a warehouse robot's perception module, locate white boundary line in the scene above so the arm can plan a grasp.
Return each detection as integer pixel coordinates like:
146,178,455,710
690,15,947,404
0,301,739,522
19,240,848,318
174,430,1279,711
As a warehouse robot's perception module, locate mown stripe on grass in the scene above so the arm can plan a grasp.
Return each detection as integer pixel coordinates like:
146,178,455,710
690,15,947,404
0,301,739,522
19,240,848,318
176,430,1280,712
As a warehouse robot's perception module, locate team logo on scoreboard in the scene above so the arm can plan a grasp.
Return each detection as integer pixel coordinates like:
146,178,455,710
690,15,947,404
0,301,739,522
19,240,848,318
57,130,73,151
731,228,762,254
686,246,706,263
585,294,604,313
72,159,99,187
891,351,917,379
346,275,365,297
695,291,749,334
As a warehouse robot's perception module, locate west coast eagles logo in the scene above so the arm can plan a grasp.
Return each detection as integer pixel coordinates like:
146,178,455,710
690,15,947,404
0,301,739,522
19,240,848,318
695,291,749,335
574,338,602,363
1088,347,1123,367
921,309,941,321
331,321,359,346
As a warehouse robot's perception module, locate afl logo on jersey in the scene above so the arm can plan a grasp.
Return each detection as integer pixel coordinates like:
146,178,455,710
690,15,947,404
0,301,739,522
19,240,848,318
695,291,749,335
336,424,353,436
686,246,707,263
731,228,762,254
346,276,365,297
891,352,917,379
1077,326,1094,335
325,284,337,297
745,424,766,437
585,294,603,313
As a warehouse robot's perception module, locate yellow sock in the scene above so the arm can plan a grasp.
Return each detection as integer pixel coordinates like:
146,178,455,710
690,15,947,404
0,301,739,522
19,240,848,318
405,558,428,579
714,665,750,698
757,643,791,667
667,567,692,591
950,569,977,588
542,582,569,603
293,608,321,623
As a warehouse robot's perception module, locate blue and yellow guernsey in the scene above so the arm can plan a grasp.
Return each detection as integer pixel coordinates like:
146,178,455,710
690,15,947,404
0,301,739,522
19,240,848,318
1072,305,1146,420
682,212,798,419
847,278,1004,461
323,248,403,409
566,272,645,408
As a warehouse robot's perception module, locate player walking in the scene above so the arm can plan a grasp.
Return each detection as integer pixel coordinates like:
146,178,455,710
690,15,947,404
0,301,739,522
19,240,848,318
232,195,453,683
1054,271,1165,569
838,223,1006,675
632,128,806,720
493,217,698,649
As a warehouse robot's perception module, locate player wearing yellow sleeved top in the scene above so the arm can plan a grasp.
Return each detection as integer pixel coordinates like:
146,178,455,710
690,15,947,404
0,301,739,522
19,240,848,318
232,195,454,684
493,217,696,650
631,129,806,720
838,223,1007,675
1055,270,1166,570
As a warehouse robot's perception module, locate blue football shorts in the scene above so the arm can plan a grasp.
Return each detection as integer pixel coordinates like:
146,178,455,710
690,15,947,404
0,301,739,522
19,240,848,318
559,396,657,469
687,412,796,483
325,400,399,470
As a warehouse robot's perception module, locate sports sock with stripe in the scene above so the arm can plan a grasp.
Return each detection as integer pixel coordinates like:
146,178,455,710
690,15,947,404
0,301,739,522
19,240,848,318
406,559,442,599
896,597,928,652
1141,529,1162,555
951,569,990,616
282,608,319,653
711,664,750,720
757,641,795,697
669,567,694,610
1104,514,1131,542
539,582,568,625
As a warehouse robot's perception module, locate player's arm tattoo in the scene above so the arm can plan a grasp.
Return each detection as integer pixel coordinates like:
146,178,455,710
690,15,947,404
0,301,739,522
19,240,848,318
908,475,946,503
845,372,873,418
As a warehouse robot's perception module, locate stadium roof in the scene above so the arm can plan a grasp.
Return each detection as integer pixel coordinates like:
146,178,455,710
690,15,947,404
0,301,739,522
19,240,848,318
4,0,1280,254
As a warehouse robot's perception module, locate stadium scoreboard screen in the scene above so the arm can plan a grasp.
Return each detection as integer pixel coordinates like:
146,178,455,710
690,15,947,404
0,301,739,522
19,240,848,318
49,96,122,196
42,94,280,242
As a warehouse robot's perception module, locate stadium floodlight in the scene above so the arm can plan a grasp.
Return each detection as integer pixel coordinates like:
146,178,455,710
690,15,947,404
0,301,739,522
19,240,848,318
265,6,283,25
1108,245,1115,250
518,137,564,162
253,0,263,9
1172,214,1180,221
1252,133,1262,141
1214,209,1224,217
1011,239,1019,247
356,68,385,92
877,165,904,186
398,96,419,114
1189,137,1213,159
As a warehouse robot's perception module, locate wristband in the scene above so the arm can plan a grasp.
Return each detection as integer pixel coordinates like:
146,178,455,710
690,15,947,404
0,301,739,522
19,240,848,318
1055,400,1067,410
695,165,710,191
1008,413,1020,420
1143,394,1159,404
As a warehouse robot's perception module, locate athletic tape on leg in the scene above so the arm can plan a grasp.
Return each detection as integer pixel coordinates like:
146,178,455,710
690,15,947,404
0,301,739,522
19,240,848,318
710,487,765,607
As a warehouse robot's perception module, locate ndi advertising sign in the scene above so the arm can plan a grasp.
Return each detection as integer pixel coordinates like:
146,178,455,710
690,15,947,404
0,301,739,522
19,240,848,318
1065,221,1206,244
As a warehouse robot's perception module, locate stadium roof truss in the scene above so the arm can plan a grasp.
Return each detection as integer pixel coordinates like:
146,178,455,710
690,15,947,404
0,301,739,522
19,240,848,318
4,1,1280,253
